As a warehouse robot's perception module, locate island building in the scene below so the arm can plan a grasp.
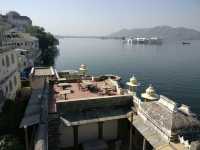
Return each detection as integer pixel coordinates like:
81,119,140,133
19,65,200,150
126,37,162,45
0,30,21,111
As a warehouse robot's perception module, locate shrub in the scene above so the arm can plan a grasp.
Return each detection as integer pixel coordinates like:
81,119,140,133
0,135,25,150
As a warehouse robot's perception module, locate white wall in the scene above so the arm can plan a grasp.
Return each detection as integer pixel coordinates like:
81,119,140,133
0,71,21,99
59,124,74,148
78,123,98,143
0,50,21,99
103,120,118,140
0,50,18,80
59,120,119,148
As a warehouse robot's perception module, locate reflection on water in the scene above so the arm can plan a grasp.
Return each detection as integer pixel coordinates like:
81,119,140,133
56,38,200,114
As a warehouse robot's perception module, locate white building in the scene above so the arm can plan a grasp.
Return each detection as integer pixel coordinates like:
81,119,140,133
3,31,39,63
3,32,39,50
0,49,21,97
0,31,21,111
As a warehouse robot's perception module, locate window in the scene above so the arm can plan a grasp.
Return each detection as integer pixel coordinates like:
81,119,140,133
6,85,8,93
2,57,5,66
9,80,13,91
14,76,17,86
11,53,15,64
6,55,10,67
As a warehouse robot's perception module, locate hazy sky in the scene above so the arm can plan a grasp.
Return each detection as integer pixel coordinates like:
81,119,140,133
1,0,200,35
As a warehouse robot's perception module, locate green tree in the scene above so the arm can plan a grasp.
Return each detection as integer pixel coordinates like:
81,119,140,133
0,99,28,131
0,135,25,150
26,26,59,66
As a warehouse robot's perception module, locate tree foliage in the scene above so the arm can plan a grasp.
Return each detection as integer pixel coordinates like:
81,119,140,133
0,89,30,150
26,26,59,66
0,99,28,132
0,135,25,150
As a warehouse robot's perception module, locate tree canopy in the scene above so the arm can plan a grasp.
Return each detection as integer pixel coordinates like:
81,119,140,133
0,135,25,150
26,26,59,66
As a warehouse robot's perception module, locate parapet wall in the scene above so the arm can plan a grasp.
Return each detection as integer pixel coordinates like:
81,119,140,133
56,95,133,114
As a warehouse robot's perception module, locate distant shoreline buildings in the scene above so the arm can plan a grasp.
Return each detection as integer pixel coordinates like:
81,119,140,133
126,37,162,45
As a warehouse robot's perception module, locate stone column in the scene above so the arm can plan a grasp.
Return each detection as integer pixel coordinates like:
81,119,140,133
143,138,146,150
73,125,79,149
98,122,103,139
117,119,120,139
24,125,29,150
129,113,133,150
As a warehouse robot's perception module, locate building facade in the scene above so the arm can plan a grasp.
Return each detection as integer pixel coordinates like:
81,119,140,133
0,31,21,108
2,31,39,67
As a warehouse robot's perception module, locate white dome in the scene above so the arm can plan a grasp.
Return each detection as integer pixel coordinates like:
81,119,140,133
141,84,159,101
79,64,87,70
146,85,156,96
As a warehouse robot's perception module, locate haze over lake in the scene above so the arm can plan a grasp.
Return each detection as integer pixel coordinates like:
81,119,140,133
55,38,200,114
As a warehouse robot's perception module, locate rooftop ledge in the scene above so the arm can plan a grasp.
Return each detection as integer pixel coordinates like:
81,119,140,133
56,94,132,103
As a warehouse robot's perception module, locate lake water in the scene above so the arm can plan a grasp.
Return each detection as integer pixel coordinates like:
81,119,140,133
55,38,200,114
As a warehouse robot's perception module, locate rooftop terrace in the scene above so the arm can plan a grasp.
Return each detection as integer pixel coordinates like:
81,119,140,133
54,78,126,102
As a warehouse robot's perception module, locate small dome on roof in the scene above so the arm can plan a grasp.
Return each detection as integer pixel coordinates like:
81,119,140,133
79,64,88,71
126,75,139,87
80,64,86,68
146,84,156,96
141,84,159,101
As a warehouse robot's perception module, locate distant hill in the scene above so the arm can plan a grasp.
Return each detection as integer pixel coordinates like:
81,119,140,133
110,26,200,41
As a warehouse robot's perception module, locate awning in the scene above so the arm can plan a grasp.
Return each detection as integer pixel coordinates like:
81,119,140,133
19,89,42,128
129,115,168,149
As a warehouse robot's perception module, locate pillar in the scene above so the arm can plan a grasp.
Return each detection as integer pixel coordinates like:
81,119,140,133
98,122,103,139
24,125,29,150
143,138,146,150
117,119,120,139
73,125,79,149
129,113,133,150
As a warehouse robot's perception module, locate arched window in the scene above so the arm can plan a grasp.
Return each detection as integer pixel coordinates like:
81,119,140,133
14,76,17,86
2,57,5,66
11,53,15,64
6,85,8,93
6,55,10,67
9,80,13,91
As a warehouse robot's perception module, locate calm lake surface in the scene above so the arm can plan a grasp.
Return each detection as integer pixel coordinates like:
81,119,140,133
55,38,200,114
